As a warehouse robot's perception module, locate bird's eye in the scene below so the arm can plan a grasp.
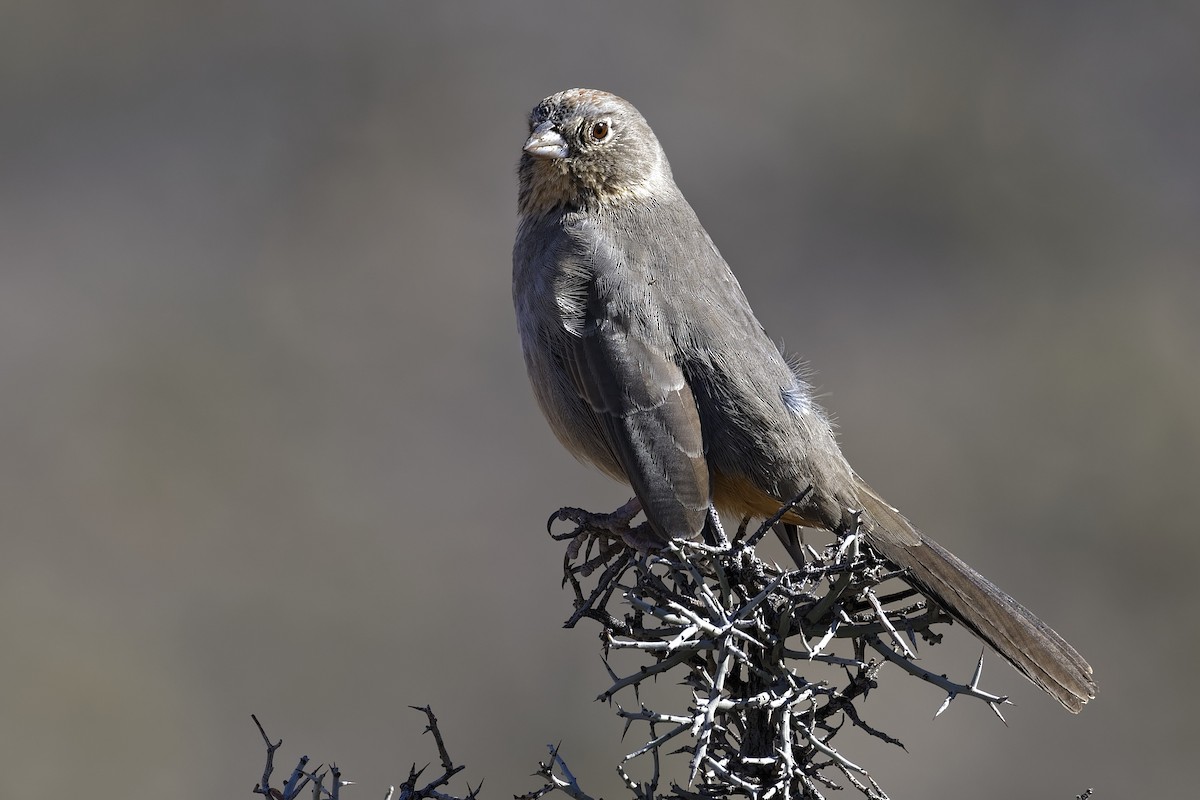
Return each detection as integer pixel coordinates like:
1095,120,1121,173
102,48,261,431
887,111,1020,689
589,120,611,142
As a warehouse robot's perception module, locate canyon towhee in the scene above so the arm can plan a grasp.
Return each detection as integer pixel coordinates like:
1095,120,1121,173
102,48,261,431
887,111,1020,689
512,88,1094,712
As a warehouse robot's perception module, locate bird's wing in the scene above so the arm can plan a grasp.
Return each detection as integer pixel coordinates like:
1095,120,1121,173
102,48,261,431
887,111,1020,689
556,220,710,542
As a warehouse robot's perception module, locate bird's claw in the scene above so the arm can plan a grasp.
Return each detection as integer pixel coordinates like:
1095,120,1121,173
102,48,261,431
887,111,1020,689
548,498,651,576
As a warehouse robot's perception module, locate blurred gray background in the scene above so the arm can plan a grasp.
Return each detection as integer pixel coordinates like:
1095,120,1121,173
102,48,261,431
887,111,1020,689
3,2,1198,797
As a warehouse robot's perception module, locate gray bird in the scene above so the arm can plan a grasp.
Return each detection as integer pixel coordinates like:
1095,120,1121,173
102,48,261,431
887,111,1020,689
512,88,1095,713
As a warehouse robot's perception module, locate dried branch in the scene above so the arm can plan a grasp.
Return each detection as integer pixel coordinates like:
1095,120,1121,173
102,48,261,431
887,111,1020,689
518,744,599,800
535,503,1016,800
252,496,1048,800
252,709,478,800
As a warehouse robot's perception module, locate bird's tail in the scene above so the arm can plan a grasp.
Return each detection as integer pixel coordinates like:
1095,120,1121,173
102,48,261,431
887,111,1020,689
853,481,1096,713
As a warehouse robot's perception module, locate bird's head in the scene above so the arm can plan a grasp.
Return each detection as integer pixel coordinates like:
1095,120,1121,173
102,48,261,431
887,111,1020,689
517,88,673,217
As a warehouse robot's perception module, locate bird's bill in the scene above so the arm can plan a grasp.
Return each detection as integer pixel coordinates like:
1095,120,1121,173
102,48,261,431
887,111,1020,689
523,121,568,160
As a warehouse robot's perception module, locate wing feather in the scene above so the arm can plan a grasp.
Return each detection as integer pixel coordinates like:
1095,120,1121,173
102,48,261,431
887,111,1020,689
558,217,710,542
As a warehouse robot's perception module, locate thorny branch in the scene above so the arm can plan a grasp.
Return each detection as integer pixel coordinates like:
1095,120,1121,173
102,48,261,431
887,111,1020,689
540,505,1015,800
251,504,1021,800
252,708,481,800
252,713,350,800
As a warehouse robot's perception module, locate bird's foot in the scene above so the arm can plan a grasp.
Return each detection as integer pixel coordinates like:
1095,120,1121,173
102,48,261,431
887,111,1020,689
549,497,653,576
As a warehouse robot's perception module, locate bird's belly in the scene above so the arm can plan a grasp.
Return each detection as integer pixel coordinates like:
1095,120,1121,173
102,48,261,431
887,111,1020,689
710,470,821,528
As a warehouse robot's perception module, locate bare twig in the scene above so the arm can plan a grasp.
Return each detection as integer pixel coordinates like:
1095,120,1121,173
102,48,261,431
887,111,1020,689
252,709,477,800
541,500,1017,800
